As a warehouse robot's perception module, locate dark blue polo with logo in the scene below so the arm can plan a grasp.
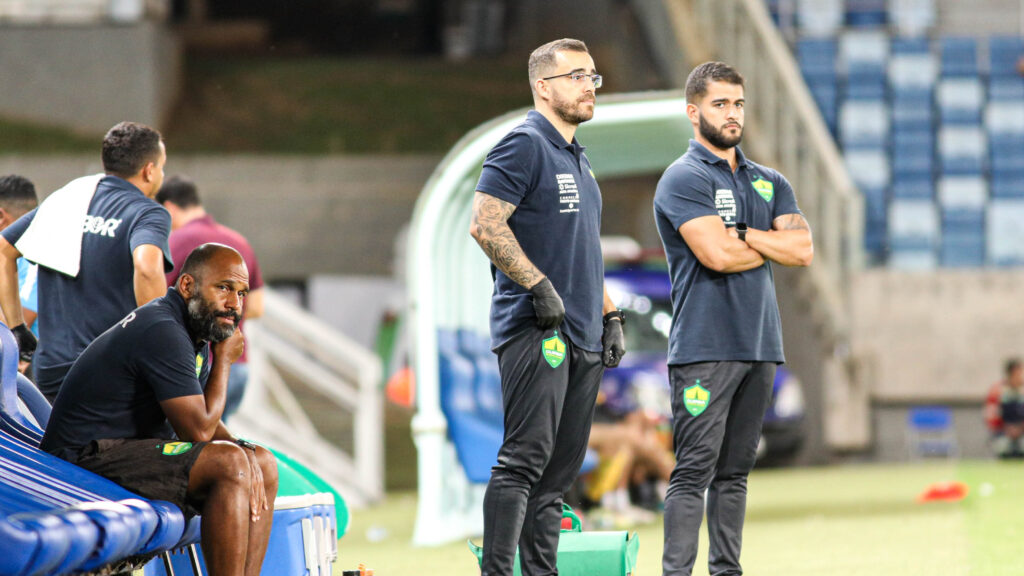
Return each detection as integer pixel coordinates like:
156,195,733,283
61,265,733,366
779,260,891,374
41,288,211,462
476,110,604,352
653,139,801,365
2,175,173,395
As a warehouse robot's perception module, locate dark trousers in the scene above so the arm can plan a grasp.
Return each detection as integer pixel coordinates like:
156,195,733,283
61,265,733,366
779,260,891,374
662,361,775,576
481,327,603,576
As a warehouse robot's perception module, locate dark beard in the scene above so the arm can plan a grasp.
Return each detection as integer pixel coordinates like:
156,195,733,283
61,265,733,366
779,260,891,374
186,294,240,343
553,94,594,125
699,112,742,149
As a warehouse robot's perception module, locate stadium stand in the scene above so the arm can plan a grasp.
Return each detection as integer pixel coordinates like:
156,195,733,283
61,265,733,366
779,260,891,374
769,0,1024,268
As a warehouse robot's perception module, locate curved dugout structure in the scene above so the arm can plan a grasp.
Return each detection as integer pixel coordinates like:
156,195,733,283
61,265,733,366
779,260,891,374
408,91,694,546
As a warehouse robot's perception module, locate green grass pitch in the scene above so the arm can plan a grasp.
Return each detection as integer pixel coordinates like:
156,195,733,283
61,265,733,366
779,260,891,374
335,460,1023,575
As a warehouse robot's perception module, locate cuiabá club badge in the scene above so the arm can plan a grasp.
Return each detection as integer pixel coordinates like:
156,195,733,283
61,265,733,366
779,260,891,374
683,380,710,417
542,332,567,368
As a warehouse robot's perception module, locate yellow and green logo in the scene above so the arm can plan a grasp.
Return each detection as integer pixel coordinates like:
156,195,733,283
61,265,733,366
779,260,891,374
751,178,774,202
542,333,567,369
161,441,193,456
195,354,203,377
683,380,710,417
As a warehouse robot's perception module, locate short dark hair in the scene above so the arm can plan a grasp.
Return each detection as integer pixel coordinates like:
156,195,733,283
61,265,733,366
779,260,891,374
179,243,242,286
1006,358,1022,377
528,38,590,84
685,61,745,104
101,121,164,178
0,174,38,216
156,175,202,209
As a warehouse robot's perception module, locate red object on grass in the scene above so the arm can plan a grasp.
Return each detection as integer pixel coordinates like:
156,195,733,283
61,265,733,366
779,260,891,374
561,516,573,531
917,481,969,503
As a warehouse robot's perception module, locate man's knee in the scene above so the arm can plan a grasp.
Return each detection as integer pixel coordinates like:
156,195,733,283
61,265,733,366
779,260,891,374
199,443,251,485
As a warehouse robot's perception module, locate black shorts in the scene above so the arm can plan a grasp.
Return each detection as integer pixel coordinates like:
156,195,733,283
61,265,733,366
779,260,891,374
71,438,209,517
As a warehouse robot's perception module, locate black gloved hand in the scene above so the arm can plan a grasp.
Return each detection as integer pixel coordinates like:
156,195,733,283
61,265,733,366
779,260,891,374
529,277,565,330
602,311,626,368
11,323,37,363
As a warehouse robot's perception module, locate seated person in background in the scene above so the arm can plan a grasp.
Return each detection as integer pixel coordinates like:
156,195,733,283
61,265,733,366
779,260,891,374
41,243,277,576
986,358,1024,459
586,378,674,525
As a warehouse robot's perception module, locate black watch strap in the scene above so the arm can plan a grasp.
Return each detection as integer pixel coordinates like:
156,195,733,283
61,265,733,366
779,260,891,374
235,438,258,451
736,222,748,242
603,310,625,326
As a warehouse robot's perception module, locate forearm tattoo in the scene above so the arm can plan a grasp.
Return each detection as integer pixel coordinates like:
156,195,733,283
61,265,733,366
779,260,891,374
775,213,811,232
471,194,543,288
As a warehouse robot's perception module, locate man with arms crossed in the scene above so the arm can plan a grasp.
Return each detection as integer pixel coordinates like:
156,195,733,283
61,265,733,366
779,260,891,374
41,244,277,576
654,62,813,576
469,38,626,576
0,121,172,401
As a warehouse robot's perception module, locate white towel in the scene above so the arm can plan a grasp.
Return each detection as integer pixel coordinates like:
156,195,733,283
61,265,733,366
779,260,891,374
15,173,104,278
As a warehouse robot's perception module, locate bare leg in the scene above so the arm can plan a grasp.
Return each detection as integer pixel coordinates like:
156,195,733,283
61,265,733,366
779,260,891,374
244,447,278,576
187,442,252,576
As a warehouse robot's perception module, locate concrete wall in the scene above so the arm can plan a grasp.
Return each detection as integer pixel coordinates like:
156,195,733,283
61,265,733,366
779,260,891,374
0,154,440,279
850,270,1024,403
934,0,1023,36
0,21,180,134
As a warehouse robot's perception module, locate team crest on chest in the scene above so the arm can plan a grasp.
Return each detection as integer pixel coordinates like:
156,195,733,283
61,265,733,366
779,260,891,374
751,178,774,202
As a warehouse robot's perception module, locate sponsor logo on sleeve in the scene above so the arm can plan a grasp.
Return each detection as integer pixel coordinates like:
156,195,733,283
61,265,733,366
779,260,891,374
715,189,736,224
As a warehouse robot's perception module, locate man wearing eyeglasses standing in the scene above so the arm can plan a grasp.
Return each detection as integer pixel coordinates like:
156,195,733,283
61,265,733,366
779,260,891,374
469,38,626,576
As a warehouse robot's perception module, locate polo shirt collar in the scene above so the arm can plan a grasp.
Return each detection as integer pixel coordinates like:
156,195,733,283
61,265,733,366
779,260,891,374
688,139,751,170
526,110,586,154
101,174,148,197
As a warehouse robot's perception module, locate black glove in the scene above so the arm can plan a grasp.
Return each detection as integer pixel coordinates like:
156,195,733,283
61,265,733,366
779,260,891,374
529,278,565,330
11,323,37,363
602,311,626,368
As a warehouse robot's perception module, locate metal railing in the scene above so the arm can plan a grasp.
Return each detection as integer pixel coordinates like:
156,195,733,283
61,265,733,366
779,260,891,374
234,289,384,508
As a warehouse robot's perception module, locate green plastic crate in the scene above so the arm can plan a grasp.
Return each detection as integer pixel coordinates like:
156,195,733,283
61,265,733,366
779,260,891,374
468,506,639,576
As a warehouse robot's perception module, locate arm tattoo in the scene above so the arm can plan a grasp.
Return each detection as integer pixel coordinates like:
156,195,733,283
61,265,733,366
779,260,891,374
774,213,811,232
471,193,544,288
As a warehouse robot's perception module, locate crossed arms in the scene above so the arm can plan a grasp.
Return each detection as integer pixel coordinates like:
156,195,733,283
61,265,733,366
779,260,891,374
678,212,813,273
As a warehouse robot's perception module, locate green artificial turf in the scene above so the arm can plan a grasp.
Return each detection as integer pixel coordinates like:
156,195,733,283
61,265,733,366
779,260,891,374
335,460,1024,575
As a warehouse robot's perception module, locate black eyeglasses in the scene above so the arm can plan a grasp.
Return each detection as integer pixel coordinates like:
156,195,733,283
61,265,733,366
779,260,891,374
542,71,603,89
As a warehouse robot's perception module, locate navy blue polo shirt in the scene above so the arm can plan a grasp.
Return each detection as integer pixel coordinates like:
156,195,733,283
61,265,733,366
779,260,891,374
41,289,211,462
653,140,801,365
2,175,173,395
476,110,604,352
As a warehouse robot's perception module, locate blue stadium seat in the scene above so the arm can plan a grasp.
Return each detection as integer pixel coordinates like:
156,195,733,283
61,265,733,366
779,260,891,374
888,198,938,269
891,174,934,199
840,30,889,76
845,69,887,100
991,172,1024,199
889,199,939,250
939,206,985,267
938,125,986,173
988,37,1024,78
985,101,1024,137
844,148,890,189
888,51,936,91
938,174,988,209
891,130,934,178
988,77,1024,101
891,36,930,55
990,134,1024,174
840,100,889,147
987,199,1024,265
845,0,886,27
457,329,503,427
796,0,842,36
0,503,97,576
888,0,935,36
937,78,984,124
797,38,838,76
940,37,979,77
891,95,934,132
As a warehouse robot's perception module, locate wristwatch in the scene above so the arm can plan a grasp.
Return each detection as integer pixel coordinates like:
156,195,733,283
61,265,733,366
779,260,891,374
603,310,626,326
235,438,258,451
736,222,748,242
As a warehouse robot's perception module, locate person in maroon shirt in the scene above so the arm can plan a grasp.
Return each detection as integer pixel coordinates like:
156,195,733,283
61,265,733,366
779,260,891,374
157,175,264,420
